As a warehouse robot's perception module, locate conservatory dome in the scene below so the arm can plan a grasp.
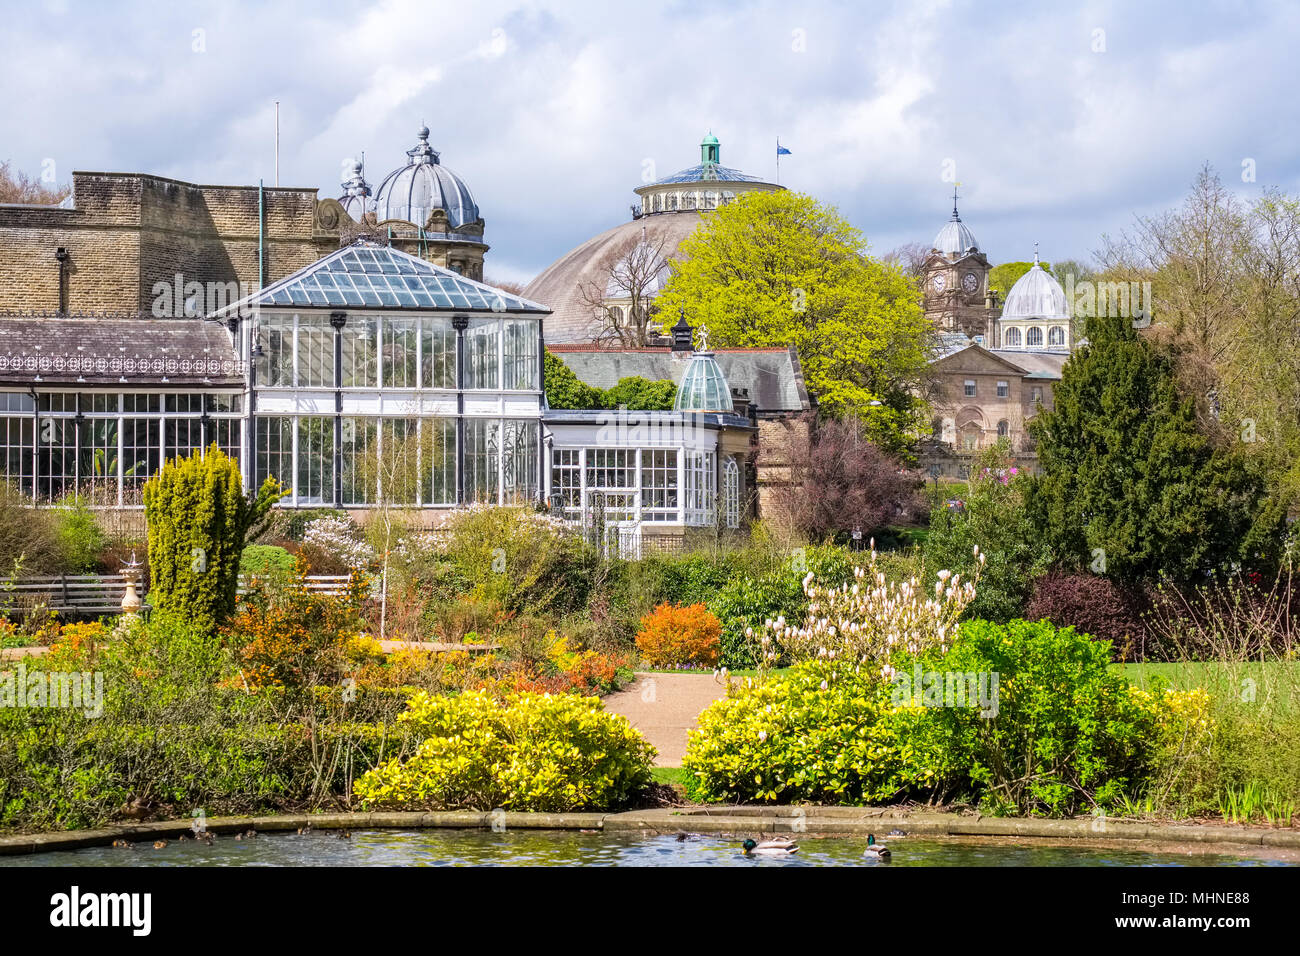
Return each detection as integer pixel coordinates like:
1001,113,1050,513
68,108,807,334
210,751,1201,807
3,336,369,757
674,338,735,413
1002,252,1070,321
373,126,480,231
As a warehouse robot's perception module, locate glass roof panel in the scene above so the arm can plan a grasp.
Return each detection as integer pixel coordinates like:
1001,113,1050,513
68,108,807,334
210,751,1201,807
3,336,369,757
227,243,548,314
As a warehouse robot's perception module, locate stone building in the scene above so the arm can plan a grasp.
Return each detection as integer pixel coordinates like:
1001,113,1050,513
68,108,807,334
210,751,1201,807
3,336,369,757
0,171,346,317
919,205,1076,477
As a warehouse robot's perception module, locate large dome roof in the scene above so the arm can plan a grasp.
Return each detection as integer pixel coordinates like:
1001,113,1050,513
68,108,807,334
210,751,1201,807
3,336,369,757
373,126,479,231
524,212,705,342
1002,254,1070,321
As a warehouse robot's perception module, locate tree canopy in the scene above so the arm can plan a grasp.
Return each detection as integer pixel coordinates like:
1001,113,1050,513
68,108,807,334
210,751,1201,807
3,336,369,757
653,190,931,454
988,260,1053,301
1023,312,1284,584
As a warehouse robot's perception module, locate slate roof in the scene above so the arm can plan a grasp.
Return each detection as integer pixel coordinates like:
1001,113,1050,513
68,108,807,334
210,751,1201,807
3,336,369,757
0,314,242,386
547,345,812,415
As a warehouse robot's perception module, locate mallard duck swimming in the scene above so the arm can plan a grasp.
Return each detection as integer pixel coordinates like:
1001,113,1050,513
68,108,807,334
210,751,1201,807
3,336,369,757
863,834,892,860
742,837,799,857
152,840,168,849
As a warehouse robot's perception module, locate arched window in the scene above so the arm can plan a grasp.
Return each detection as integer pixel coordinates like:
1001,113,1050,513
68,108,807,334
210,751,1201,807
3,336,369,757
1004,327,1022,347
703,191,717,209
653,194,662,212
667,193,678,210
1048,326,1066,346
997,420,1009,437
723,457,740,528
1026,326,1044,347
608,305,624,324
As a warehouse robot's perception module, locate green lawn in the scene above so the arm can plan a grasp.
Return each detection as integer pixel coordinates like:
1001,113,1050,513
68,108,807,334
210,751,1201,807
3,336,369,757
1116,661,1299,716
651,767,690,789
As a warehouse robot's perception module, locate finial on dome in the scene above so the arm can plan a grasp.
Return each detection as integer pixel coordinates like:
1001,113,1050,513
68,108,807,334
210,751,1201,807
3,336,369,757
951,183,961,221
1033,241,1040,265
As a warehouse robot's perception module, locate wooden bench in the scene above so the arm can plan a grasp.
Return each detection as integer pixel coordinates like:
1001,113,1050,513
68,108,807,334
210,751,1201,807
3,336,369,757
0,572,358,618
0,574,146,616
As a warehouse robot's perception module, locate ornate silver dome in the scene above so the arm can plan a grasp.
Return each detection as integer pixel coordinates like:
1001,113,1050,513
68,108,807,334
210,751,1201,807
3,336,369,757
932,190,978,256
373,126,480,231
338,158,372,222
1002,253,1070,321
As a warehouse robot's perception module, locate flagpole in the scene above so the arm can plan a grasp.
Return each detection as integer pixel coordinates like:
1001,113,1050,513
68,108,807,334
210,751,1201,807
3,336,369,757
776,136,780,185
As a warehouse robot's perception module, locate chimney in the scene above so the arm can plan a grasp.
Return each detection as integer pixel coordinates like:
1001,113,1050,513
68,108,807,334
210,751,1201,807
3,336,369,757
671,310,694,352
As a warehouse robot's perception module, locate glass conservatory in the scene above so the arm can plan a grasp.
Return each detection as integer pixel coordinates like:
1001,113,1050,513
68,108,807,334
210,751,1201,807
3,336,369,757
220,241,548,510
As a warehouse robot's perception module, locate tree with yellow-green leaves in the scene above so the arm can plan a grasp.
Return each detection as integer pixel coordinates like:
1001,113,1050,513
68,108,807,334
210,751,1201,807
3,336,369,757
143,446,285,632
654,190,931,455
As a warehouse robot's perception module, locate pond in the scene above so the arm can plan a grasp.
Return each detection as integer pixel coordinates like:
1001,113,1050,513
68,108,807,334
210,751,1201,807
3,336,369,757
3,829,1293,867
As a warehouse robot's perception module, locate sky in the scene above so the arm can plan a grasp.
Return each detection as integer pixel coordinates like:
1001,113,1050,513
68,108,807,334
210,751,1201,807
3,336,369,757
4,0,1300,284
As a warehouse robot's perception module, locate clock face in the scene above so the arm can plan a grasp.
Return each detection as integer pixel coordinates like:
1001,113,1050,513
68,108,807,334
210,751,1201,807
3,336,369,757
962,272,979,293
930,273,947,293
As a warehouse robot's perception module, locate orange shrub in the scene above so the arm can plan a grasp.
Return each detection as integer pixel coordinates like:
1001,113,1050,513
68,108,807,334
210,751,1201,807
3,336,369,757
635,603,721,668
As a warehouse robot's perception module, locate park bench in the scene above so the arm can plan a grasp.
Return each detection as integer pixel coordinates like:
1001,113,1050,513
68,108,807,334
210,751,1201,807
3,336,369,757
0,572,355,618
0,574,145,616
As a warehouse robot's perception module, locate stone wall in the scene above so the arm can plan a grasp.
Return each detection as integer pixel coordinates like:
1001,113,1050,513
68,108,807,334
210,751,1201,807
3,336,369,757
0,172,342,315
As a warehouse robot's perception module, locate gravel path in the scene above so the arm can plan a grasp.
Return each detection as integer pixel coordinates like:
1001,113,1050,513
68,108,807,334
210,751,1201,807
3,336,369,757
602,672,729,767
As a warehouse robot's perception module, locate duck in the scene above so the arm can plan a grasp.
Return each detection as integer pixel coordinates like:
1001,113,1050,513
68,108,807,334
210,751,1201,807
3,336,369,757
152,840,168,849
296,824,312,835
337,829,352,840
863,834,892,860
111,839,134,849
742,837,799,857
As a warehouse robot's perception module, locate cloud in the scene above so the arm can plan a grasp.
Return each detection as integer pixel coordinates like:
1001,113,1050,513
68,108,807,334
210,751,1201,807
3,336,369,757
2,0,1297,282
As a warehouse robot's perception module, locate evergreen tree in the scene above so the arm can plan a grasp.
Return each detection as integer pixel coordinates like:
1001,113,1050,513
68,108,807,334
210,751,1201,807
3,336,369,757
1024,313,1282,584
143,446,285,631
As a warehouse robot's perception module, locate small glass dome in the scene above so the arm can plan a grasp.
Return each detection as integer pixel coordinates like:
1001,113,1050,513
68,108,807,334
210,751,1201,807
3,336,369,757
675,350,734,413
373,126,479,230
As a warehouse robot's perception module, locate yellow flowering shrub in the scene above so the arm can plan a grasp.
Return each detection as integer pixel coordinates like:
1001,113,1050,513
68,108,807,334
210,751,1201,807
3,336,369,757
353,690,656,811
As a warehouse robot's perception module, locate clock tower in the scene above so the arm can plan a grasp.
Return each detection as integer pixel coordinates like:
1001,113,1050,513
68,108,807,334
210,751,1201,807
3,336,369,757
922,189,999,342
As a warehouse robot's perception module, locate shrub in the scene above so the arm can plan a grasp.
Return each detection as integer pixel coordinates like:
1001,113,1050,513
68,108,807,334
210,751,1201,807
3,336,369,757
708,572,804,669
223,568,370,690
53,496,108,573
602,376,676,410
353,690,655,811
239,544,297,578
143,446,284,631
923,440,1049,622
635,603,722,668
770,418,923,542
1025,571,1149,658
683,661,930,803
300,515,375,571
907,618,1161,815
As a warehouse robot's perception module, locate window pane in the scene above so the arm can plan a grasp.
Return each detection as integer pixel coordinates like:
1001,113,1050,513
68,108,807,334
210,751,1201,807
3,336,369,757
424,418,457,505
502,419,538,502
465,319,499,389
122,418,160,492
383,317,418,388
342,318,378,387
422,317,456,389
257,417,294,494
0,415,34,495
297,417,334,504
256,314,296,387
464,418,500,503
642,448,678,521
340,417,376,504
503,319,539,390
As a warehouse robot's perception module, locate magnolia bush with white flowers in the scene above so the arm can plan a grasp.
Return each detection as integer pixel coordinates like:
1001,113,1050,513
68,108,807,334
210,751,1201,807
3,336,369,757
747,541,985,679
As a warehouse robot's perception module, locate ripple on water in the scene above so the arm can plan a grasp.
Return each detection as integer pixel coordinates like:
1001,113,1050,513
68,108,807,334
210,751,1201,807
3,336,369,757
2,830,1292,867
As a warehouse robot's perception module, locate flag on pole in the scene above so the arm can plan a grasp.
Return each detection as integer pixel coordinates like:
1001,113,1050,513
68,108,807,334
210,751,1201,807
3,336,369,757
777,143,792,156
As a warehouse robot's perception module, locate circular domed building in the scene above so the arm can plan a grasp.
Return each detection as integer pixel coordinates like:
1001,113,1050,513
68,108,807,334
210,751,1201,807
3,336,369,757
343,126,487,280
524,134,781,343
998,250,1072,350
